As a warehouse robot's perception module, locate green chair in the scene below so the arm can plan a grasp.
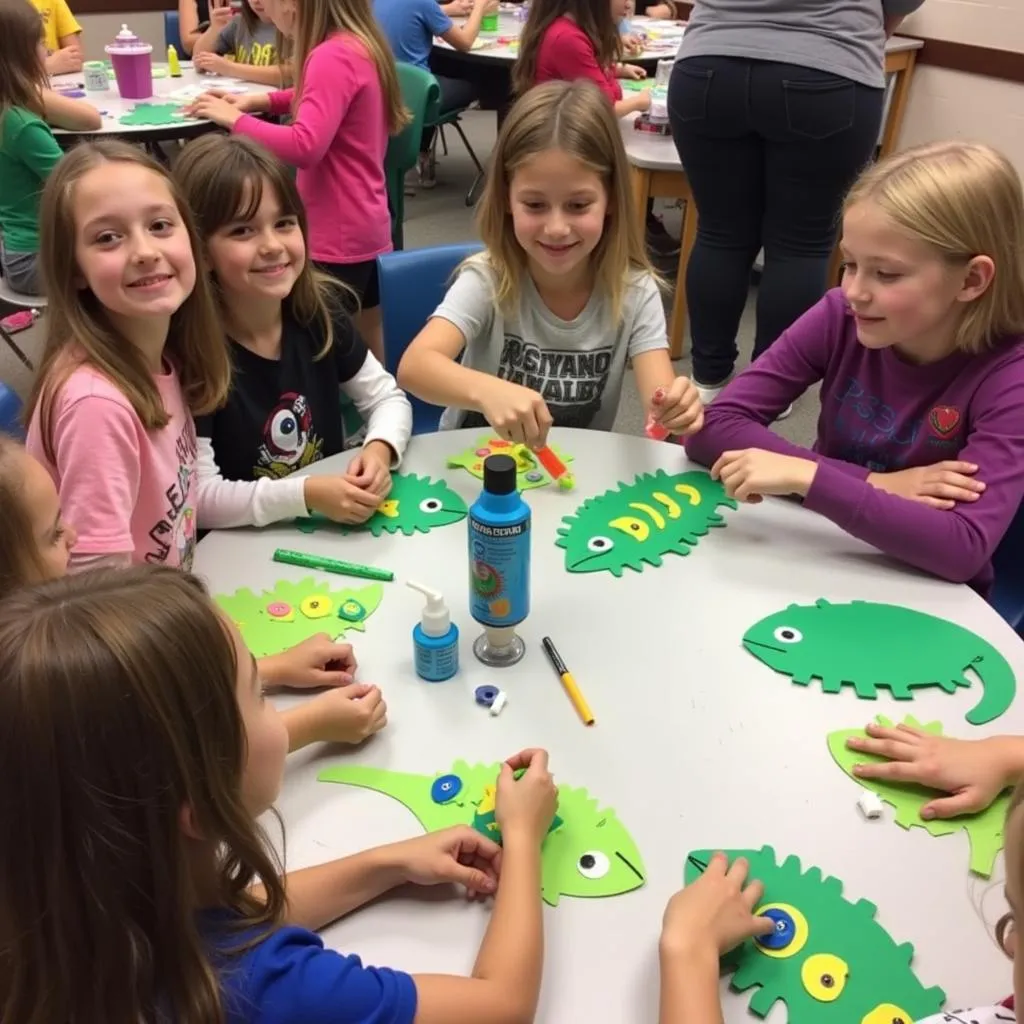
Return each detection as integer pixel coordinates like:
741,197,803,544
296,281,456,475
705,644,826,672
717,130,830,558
386,64,440,251
430,106,487,207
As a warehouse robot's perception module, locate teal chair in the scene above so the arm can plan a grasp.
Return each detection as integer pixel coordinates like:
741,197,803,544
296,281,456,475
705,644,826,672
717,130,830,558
386,64,440,251
430,106,487,207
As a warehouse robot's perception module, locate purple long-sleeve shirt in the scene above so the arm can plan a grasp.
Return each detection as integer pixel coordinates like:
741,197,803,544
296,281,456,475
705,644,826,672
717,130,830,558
685,289,1024,594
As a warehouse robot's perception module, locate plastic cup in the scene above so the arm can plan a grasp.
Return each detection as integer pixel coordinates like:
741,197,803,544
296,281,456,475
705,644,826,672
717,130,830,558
481,11,499,32
105,26,153,100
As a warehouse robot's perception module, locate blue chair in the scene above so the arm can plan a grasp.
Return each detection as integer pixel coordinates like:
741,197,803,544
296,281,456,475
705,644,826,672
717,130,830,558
0,382,23,439
992,501,1024,634
377,242,482,435
164,11,185,54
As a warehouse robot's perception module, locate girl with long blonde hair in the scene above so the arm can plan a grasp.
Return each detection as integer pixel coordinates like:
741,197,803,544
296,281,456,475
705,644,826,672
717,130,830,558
686,140,1024,597
187,0,408,364
398,79,703,448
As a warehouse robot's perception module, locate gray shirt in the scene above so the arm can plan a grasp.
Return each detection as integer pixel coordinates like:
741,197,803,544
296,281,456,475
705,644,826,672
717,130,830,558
676,0,925,89
214,15,278,64
433,256,669,431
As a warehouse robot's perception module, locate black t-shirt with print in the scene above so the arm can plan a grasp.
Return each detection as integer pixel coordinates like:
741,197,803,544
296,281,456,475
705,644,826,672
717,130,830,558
196,308,367,482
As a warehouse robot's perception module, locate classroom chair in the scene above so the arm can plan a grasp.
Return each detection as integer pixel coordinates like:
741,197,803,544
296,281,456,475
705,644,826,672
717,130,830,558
386,64,440,251
0,381,23,438
992,501,1024,636
164,11,185,54
0,274,43,371
430,104,487,208
377,242,482,435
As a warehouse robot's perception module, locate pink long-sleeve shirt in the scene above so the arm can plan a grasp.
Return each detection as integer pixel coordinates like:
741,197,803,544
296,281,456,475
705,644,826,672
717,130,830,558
684,289,1024,595
234,32,392,265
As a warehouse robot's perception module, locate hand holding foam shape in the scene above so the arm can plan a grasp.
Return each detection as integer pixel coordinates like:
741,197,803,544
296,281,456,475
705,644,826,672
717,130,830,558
828,715,1009,877
447,435,573,491
555,469,736,576
319,760,646,906
683,846,946,1023
742,599,1015,726
216,578,383,657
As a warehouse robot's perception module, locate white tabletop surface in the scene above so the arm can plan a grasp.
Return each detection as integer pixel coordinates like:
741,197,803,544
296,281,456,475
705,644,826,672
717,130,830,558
50,63,275,136
194,427,1022,1022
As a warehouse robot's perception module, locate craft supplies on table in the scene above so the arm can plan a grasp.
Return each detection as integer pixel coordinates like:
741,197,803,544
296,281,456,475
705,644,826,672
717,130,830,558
542,636,595,726
272,547,395,582
407,580,459,682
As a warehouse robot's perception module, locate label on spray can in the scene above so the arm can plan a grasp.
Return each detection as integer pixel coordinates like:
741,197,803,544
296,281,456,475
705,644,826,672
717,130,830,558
469,515,530,627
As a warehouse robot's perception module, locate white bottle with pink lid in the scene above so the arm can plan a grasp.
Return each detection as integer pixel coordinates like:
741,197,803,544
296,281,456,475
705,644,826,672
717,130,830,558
105,24,153,100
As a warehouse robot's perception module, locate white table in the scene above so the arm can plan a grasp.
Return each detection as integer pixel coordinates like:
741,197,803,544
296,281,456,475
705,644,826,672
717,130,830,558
50,63,276,140
194,428,1023,1022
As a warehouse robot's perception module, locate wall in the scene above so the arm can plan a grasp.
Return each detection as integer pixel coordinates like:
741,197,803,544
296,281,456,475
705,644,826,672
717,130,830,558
898,1,1024,171
78,11,165,60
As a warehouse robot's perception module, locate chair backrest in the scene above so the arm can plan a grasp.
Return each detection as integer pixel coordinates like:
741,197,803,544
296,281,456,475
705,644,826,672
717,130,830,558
0,381,23,439
377,242,482,434
164,11,185,54
992,500,1024,631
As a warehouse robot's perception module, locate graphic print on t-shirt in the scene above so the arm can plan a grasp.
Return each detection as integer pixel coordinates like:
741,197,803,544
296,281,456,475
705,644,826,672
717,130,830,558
144,418,198,570
493,333,612,429
255,391,323,479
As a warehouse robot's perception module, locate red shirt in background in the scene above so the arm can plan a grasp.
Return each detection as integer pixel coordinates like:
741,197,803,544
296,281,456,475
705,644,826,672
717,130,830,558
534,16,622,103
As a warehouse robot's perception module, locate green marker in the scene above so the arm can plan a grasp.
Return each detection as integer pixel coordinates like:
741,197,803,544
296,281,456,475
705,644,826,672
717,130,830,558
272,548,395,582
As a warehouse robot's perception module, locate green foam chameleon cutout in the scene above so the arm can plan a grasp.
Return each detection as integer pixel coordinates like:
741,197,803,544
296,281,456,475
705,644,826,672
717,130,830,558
215,578,383,657
295,472,467,537
447,435,573,491
555,469,736,576
684,846,946,1023
319,760,646,906
118,103,196,126
828,715,1010,877
742,599,1016,726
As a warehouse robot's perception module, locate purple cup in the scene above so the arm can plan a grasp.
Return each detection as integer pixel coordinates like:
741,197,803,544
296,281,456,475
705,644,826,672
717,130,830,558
105,25,153,100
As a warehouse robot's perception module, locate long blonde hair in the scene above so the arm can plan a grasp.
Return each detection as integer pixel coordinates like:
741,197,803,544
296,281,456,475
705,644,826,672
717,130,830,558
26,141,231,461
0,435,49,597
476,79,655,325
844,140,1024,354
290,0,408,135
0,566,288,1024
174,133,353,357
0,0,47,132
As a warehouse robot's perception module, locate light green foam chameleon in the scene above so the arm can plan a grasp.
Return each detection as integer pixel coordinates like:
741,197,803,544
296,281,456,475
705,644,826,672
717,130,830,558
684,846,946,1023
555,469,736,576
216,579,383,658
828,715,1010,877
319,760,646,906
447,435,574,491
295,472,467,537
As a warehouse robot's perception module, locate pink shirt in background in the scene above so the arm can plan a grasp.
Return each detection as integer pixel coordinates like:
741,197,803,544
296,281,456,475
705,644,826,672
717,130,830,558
234,32,392,265
26,363,199,570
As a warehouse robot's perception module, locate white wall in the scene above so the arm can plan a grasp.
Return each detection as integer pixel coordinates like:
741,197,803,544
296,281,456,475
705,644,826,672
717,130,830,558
78,11,166,60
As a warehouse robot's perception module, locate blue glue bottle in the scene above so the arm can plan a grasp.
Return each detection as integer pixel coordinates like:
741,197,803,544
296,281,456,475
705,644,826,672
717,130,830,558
407,580,459,681
468,453,530,667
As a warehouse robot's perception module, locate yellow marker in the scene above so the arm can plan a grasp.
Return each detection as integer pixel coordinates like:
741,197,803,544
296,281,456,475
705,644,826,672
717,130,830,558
541,636,595,726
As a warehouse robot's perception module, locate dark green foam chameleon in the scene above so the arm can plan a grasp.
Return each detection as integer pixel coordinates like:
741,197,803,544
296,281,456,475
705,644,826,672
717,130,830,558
555,469,736,576
742,599,1016,726
295,472,467,537
319,760,646,906
684,846,946,1023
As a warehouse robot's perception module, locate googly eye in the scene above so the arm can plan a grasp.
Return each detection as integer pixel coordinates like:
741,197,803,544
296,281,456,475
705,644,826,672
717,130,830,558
587,536,613,553
801,953,847,1002
773,626,803,644
419,497,443,513
300,595,333,619
269,409,301,453
753,903,808,958
577,851,610,879
861,1005,911,1024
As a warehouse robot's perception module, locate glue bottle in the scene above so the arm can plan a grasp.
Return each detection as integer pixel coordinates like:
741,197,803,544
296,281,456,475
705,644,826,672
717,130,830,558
407,580,459,682
167,44,182,77
468,453,530,667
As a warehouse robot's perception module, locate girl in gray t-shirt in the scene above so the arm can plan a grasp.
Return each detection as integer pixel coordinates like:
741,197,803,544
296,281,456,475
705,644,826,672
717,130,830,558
191,0,284,86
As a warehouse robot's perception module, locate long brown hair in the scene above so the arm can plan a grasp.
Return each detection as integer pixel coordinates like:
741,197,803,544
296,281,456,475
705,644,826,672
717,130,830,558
25,141,231,461
513,0,621,97
174,133,352,356
0,566,288,1024
476,79,656,325
290,0,408,134
0,435,49,596
0,0,47,132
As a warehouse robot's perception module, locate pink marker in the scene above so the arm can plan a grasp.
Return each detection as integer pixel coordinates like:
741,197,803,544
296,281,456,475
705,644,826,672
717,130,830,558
645,387,669,440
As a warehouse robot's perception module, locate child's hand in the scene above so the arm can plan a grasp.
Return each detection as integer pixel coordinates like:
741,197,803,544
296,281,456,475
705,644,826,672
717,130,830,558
651,379,703,437
301,683,387,744
304,474,382,524
187,92,244,127
345,442,393,499
495,749,558,846
193,52,231,75
866,461,984,510
392,826,502,898
207,0,235,28
620,34,643,55
48,46,83,75
847,722,1022,819
660,853,773,960
710,448,817,502
259,633,357,689
617,63,647,80
478,378,553,449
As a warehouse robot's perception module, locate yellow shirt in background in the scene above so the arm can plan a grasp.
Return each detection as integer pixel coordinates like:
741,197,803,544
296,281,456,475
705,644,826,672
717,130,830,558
33,0,81,51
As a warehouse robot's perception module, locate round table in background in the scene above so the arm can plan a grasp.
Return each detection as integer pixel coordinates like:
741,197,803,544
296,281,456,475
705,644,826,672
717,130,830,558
194,427,1023,1022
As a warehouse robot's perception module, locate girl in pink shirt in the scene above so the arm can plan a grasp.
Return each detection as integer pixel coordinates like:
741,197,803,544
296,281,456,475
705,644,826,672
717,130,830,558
191,0,409,367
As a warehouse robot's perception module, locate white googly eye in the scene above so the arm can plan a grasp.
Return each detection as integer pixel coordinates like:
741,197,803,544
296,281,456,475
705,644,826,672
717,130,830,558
587,536,613,553
419,497,443,513
773,626,803,644
269,409,301,453
577,851,610,879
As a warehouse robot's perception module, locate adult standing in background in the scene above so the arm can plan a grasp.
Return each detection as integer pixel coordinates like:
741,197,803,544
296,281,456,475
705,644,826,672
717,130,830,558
667,0,924,404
